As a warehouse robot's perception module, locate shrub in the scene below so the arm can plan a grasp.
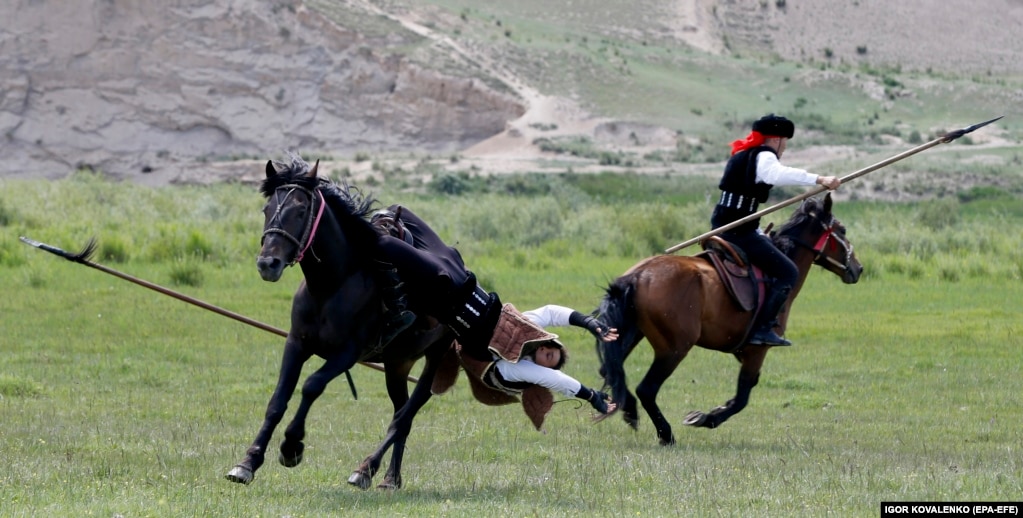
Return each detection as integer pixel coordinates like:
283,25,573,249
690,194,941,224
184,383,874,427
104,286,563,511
0,198,12,226
429,173,473,195
99,235,131,263
916,199,960,230
0,375,44,398
185,231,214,260
169,260,204,287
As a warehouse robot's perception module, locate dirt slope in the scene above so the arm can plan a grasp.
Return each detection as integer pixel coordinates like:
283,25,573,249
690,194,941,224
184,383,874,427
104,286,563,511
1,0,1020,186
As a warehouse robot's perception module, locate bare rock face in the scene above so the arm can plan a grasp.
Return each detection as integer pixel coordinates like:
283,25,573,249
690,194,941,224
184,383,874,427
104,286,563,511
0,0,524,185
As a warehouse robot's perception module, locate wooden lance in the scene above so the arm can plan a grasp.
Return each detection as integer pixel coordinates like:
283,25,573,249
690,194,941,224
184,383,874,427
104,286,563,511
19,236,419,389
665,116,1004,254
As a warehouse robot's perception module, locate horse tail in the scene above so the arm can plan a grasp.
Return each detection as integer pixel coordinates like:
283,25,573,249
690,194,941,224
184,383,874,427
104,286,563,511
595,273,642,407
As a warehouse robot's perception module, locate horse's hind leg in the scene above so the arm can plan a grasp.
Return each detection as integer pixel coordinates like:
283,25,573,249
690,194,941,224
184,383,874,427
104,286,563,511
226,345,309,484
375,360,416,490
684,348,766,429
350,389,436,491
350,349,443,491
279,353,357,468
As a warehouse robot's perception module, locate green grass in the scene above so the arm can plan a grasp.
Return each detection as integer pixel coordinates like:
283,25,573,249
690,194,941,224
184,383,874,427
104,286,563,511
3,259,1022,516
2,176,1022,516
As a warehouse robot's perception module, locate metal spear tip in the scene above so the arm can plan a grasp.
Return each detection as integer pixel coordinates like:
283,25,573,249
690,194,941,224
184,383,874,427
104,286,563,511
19,236,44,248
941,115,1004,143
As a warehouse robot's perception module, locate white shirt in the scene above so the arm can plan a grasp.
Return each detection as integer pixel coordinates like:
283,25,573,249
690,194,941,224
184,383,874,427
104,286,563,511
756,151,818,187
495,356,582,397
521,304,574,328
493,304,583,397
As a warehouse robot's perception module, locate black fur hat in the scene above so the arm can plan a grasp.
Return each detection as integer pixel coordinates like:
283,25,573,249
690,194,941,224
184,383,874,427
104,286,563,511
752,114,795,139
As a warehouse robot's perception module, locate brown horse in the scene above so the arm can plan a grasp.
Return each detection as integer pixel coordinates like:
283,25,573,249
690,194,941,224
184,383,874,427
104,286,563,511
595,193,862,445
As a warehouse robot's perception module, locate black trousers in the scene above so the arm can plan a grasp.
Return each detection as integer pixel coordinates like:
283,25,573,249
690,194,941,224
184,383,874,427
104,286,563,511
718,228,797,293
375,205,472,313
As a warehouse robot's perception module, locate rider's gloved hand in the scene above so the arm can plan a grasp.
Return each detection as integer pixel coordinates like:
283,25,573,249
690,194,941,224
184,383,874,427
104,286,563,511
577,386,613,415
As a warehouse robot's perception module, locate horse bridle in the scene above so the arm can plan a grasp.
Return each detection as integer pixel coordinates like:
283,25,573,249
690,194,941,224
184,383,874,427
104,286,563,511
785,214,854,273
806,217,854,272
261,184,326,265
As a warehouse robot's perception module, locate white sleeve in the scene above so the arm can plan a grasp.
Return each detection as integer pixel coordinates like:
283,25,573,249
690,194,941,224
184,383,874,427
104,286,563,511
521,304,574,329
495,358,582,397
756,152,818,186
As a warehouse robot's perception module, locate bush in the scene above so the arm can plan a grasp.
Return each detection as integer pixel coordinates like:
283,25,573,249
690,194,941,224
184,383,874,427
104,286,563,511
100,235,131,263
185,231,214,260
0,198,12,226
429,173,473,195
916,199,960,230
169,260,204,287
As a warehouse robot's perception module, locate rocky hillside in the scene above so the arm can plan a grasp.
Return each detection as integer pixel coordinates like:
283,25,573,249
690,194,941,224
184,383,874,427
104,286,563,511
0,0,524,185
701,0,1023,76
2,0,1020,186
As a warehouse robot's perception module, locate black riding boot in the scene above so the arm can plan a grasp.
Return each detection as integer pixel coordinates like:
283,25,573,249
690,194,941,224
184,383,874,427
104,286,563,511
748,286,792,346
376,260,416,346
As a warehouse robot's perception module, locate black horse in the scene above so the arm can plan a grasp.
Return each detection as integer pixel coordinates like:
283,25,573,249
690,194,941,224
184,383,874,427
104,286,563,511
596,194,862,445
225,154,454,490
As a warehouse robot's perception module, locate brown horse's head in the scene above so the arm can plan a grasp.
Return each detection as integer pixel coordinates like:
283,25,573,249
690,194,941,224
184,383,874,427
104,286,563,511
774,193,862,284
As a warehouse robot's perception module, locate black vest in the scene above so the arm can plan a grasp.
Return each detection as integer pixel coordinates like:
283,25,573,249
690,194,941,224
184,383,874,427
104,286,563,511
711,146,776,234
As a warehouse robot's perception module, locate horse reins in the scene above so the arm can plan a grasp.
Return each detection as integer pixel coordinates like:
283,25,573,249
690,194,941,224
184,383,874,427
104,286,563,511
787,217,854,272
810,219,854,271
261,184,326,265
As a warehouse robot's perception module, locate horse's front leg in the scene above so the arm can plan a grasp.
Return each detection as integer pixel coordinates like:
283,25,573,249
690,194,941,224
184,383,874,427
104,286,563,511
279,351,359,468
635,348,688,446
620,391,641,431
349,349,443,491
226,343,310,484
684,348,765,429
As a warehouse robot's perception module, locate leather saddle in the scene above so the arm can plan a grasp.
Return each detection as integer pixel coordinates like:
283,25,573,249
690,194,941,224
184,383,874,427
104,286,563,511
370,206,415,246
695,236,763,312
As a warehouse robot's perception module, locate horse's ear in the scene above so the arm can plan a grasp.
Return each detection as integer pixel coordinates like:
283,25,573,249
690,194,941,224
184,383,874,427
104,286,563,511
265,160,277,178
823,192,833,213
307,159,320,178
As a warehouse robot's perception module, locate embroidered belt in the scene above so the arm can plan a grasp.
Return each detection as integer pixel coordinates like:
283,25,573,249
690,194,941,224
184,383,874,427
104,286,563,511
717,191,759,213
450,285,500,352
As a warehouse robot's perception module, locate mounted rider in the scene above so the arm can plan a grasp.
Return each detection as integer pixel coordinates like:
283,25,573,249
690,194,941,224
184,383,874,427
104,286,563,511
712,114,841,346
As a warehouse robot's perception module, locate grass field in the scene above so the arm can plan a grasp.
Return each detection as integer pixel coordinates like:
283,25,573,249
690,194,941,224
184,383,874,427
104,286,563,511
1,176,1021,516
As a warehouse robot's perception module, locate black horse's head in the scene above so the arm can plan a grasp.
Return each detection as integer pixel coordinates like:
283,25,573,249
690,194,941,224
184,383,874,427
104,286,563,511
256,153,377,282
257,155,323,282
774,193,863,284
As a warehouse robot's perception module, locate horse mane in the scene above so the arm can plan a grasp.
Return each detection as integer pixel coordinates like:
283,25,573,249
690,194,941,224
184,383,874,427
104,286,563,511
261,152,382,258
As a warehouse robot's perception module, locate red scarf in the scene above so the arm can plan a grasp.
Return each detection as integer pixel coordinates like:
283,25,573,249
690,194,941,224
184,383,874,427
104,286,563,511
730,130,766,156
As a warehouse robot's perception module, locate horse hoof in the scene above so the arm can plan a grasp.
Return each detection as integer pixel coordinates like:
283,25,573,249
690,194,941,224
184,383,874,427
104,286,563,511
377,478,401,490
278,450,303,468
278,442,300,466
625,414,639,431
347,471,372,491
683,411,708,427
225,466,254,485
